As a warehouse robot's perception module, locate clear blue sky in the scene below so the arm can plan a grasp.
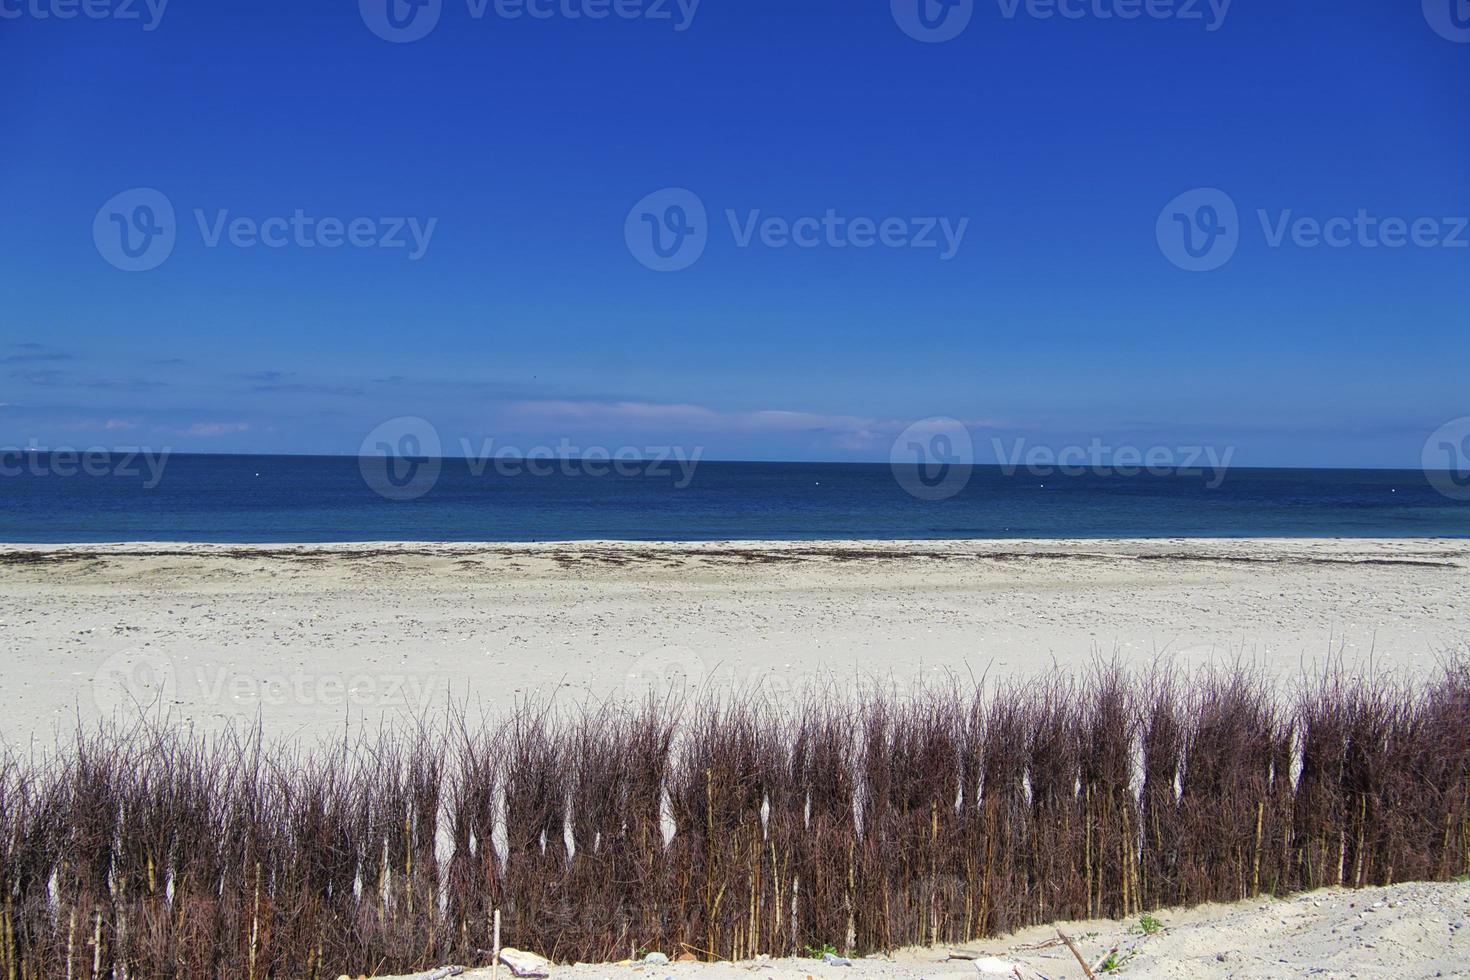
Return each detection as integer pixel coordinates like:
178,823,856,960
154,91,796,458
2,0,1466,465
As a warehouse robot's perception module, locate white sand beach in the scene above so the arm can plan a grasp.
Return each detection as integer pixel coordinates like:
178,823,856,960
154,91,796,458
0,537,1466,746
2,537,1468,979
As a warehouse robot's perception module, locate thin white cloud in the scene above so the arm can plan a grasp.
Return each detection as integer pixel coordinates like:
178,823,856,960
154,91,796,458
509,400,878,433
186,422,252,437
505,400,995,450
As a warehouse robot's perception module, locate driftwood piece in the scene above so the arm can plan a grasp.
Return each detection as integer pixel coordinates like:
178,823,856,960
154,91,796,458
1057,930,1098,980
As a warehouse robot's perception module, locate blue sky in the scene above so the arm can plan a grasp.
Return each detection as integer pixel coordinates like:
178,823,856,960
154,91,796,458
2,0,1467,466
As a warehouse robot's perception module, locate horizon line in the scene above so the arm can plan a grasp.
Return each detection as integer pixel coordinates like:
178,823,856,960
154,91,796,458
0,447,1448,475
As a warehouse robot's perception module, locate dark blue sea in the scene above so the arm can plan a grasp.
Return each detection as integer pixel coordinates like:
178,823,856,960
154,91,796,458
1,453,1467,543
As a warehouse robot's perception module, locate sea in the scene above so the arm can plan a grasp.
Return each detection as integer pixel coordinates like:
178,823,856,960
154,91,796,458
0,452,1466,543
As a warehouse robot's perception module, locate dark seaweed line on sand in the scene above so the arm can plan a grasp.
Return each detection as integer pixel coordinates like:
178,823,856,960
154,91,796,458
0,545,1458,570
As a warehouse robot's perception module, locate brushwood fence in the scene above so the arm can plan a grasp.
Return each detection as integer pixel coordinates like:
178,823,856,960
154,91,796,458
1,661,1467,978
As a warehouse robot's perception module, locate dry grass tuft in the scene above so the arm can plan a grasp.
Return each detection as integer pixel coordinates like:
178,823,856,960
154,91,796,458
1,658,1467,976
